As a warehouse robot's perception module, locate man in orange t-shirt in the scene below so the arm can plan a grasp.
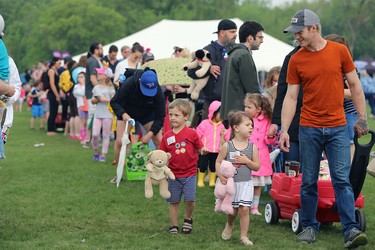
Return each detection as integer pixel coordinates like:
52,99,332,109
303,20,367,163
279,9,369,248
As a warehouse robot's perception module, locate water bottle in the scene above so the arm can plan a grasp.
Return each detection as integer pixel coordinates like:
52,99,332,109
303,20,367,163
119,74,126,85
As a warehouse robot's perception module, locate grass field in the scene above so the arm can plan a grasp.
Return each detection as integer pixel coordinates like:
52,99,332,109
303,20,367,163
0,105,374,249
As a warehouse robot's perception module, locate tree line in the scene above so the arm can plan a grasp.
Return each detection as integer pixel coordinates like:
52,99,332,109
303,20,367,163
0,0,373,71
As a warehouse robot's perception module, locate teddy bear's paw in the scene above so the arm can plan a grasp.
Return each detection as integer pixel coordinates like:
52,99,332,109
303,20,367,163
190,92,199,100
145,190,153,199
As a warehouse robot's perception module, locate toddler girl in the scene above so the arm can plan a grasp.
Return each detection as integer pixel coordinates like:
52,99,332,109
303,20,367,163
216,111,260,246
91,67,115,162
196,100,229,187
73,71,88,145
244,93,277,215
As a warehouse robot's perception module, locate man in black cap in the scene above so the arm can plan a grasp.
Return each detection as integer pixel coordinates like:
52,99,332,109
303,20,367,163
200,19,237,119
279,9,368,248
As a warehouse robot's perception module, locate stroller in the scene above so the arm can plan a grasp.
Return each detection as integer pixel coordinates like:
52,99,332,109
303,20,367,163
264,130,375,233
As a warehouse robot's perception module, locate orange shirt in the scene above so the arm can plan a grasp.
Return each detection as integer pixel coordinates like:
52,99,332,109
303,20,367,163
287,41,355,128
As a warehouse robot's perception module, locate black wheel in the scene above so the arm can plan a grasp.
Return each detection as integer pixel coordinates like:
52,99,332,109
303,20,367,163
264,201,280,224
355,208,366,232
292,209,302,234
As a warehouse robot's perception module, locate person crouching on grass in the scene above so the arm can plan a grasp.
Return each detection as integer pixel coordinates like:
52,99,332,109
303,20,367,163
159,99,208,234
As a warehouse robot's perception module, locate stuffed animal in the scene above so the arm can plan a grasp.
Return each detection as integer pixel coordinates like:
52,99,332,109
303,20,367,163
183,49,211,100
145,150,175,199
214,160,236,215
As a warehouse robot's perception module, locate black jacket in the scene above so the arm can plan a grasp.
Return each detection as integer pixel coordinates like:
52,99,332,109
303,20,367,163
201,41,227,102
271,46,302,142
110,70,165,135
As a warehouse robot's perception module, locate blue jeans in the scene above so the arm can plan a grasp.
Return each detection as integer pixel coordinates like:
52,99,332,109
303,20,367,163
365,93,375,115
299,125,358,236
345,113,358,144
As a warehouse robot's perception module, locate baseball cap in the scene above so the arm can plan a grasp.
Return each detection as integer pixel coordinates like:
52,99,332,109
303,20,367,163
95,67,113,78
213,19,237,34
0,14,5,36
140,71,158,97
283,9,320,34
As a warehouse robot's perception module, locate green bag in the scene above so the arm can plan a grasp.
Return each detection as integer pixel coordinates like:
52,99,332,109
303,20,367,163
126,142,151,181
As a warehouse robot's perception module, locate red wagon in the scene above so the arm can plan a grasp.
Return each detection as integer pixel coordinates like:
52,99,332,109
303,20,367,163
264,131,375,233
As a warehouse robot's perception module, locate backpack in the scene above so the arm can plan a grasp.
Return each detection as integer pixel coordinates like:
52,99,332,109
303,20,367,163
41,71,50,90
58,69,74,93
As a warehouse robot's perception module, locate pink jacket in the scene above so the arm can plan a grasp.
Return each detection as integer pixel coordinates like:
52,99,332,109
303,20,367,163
249,113,276,177
196,101,229,153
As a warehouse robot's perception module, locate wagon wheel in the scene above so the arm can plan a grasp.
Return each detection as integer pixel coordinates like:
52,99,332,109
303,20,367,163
355,208,366,232
292,209,302,234
264,201,280,224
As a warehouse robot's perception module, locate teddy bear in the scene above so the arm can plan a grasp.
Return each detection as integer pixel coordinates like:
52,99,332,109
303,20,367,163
183,49,211,100
214,160,236,215
145,150,175,199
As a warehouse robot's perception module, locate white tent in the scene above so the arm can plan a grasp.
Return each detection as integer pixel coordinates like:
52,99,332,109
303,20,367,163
73,19,294,72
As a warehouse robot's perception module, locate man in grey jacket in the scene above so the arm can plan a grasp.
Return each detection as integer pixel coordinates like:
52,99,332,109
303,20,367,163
220,21,263,120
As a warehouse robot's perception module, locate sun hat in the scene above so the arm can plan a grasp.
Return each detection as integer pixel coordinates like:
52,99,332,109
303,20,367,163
95,67,113,78
140,70,158,97
283,9,320,34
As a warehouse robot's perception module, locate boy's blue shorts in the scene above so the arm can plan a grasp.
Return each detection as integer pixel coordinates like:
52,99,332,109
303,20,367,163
32,105,44,118
166,175,196,203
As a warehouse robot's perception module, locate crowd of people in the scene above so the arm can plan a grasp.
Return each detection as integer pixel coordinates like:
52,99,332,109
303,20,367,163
1,8,373,248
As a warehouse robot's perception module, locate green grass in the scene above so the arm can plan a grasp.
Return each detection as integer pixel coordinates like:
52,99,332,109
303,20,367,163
0,106,374,249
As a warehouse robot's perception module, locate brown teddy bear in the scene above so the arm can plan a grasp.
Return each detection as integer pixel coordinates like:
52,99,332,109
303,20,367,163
183,49,211,100
145,150,175,199
214,160,236,214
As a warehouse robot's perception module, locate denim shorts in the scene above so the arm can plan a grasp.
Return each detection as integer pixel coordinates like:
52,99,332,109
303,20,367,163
166,175,196,203
32,105,44,118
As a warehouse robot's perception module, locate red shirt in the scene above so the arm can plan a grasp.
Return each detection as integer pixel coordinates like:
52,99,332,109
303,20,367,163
160,126,203,178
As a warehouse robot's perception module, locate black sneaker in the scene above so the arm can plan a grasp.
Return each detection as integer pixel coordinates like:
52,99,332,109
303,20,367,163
344,228,368,249
297,227,316,244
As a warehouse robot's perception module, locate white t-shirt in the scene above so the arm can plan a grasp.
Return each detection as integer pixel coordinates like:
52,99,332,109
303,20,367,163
113,59,141,83
92,84,115,119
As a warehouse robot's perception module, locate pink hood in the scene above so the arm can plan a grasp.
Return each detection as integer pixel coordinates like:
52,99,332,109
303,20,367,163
208,100,221,120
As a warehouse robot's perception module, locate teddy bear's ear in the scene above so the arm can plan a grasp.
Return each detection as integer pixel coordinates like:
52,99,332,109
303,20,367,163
167,152,172,160
148,151,154,157
206,52,211,60
195,49,204,59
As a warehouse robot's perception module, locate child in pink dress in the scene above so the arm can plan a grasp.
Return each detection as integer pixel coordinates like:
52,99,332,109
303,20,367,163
244,93,277,215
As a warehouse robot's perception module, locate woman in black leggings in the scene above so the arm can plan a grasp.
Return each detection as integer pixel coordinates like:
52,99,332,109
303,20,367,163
46,57,61,135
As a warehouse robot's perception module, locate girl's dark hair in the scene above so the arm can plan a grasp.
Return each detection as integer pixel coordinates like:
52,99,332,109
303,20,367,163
67,60,76,70
50,57,60,67
228,110,253,140
213,107,221,120
87,42,101,58
131,44,144,54
244,93,273,121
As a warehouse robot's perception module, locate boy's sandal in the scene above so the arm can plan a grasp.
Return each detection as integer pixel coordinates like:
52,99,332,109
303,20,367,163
221,223,234,240
182,218,193,234
169,226,179,234
240,236,253,247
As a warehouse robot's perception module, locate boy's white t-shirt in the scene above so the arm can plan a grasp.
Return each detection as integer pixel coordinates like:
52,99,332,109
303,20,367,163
92,85,115,119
